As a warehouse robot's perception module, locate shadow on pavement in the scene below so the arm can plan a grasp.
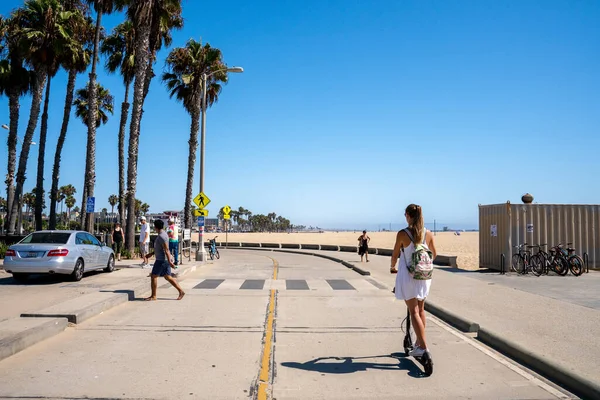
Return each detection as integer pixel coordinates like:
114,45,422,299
0,270,105,286
281,353,427,377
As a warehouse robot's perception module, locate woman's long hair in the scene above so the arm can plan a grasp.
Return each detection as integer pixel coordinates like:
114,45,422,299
406,204,425,243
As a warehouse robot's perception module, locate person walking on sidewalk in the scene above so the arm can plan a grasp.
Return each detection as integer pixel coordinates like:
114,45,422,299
139,216,151,268
167,217,179,266
111,222,124,261
144,219,185,301
391,204,437,357
358,230,370,262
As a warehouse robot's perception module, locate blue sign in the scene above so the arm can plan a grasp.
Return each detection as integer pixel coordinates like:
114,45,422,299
197,216,205,227
86,197,95,213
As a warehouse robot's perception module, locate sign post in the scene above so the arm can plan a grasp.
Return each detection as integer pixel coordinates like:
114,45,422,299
86,197,95,233
193,192,211,261
223,205,231,248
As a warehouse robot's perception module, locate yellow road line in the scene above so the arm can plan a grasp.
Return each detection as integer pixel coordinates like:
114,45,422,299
257,257,278,400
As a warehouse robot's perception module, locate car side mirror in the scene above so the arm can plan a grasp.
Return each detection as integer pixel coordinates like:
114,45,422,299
100,242,106,247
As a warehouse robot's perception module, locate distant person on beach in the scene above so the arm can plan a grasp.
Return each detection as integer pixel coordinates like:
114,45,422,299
358,230,370,262
139,216,150,267
390,204,437,358
144,219,185,301
167,217,179,266
111,222,123,261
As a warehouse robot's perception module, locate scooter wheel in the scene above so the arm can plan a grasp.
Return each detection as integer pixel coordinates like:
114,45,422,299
422,353,433,376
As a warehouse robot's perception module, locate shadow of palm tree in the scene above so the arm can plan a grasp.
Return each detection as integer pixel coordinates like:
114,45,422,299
281,353,427,377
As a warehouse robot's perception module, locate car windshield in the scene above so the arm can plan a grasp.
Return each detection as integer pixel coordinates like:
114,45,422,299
20,232,71,244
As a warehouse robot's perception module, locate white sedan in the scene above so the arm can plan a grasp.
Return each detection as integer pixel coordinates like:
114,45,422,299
3,230,115,282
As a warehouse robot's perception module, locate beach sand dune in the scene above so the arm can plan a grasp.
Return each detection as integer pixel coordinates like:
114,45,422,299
202,231,480,270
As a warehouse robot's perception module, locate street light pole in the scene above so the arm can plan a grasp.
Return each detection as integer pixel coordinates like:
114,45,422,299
195,67,243,261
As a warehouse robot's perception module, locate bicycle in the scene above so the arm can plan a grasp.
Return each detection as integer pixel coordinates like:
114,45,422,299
208,236,220,260
556,243,584,276
512,243,534,274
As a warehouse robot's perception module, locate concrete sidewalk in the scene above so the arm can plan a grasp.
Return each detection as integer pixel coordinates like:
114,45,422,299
243,248,600,399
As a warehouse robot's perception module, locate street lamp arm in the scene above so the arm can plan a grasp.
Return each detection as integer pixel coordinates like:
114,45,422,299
205,66,244,79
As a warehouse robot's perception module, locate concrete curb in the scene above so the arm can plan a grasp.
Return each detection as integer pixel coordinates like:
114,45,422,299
0,317,68,362
425,301,480,332
21,292,129,324
477,328,600,400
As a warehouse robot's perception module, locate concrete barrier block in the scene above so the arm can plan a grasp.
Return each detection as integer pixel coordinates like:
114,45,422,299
300,244,320,250
368,248,377,254
261,243,281,248
281,243,300,249
376,248,393,256
21,292,129,324
434,255,458,267
224,242,241,247
319,244,339,251
339,245,358,253
241,243,261,248
0,317,69,362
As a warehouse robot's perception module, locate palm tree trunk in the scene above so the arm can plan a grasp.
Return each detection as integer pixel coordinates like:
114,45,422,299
8,70,47,235
125,22,151,252
184,104,201,229
49,69,76,230
4,88,20,231
118,81,130,228
84,10,103,233
35,76,52,230
80,164,88,228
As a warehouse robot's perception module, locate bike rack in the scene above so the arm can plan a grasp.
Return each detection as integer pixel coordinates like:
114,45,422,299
500,253,506,275
583,252,589,273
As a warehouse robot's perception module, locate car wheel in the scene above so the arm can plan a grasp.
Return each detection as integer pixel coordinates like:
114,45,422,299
104,255,115,273
12,273,29,283
71,259,84,281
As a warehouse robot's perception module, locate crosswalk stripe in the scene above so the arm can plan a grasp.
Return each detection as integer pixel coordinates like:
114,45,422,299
187,278,386,292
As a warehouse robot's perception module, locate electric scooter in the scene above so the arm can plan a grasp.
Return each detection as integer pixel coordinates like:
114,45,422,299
402,307,433,376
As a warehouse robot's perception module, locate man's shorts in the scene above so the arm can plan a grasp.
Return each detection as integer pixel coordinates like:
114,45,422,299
151,260,171,277
139,242,149,256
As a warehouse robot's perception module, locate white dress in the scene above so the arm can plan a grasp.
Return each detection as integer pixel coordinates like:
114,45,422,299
394,239,432,301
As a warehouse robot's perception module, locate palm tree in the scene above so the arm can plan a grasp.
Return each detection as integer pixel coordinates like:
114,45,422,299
81,0,123,233
19,0,83,231
65,195,76,225
101,20,134,228
49,8,94,230
162,39,228,229
124,0,182,252
74,82,114,126
74,81,114,228
108,194,118,220
0,15,35,232
4,1,69,234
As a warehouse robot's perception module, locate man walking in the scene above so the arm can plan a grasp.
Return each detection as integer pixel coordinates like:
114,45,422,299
144,219,185,301
167,217,179,266
139,216,150,267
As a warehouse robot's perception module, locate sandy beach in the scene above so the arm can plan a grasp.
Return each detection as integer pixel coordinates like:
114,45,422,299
202,231,479,270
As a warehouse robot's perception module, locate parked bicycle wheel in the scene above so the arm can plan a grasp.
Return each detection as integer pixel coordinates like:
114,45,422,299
511,254,525,274
529,254,544,277
209,249,215,260
568,255,584,276
551,257,569,276
215,249,220,260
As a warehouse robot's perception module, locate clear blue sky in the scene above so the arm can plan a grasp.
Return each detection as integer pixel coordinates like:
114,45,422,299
1,0,599,230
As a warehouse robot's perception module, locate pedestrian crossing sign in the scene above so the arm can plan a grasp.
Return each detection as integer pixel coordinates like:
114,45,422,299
193,192,210,209
223,204,231,220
